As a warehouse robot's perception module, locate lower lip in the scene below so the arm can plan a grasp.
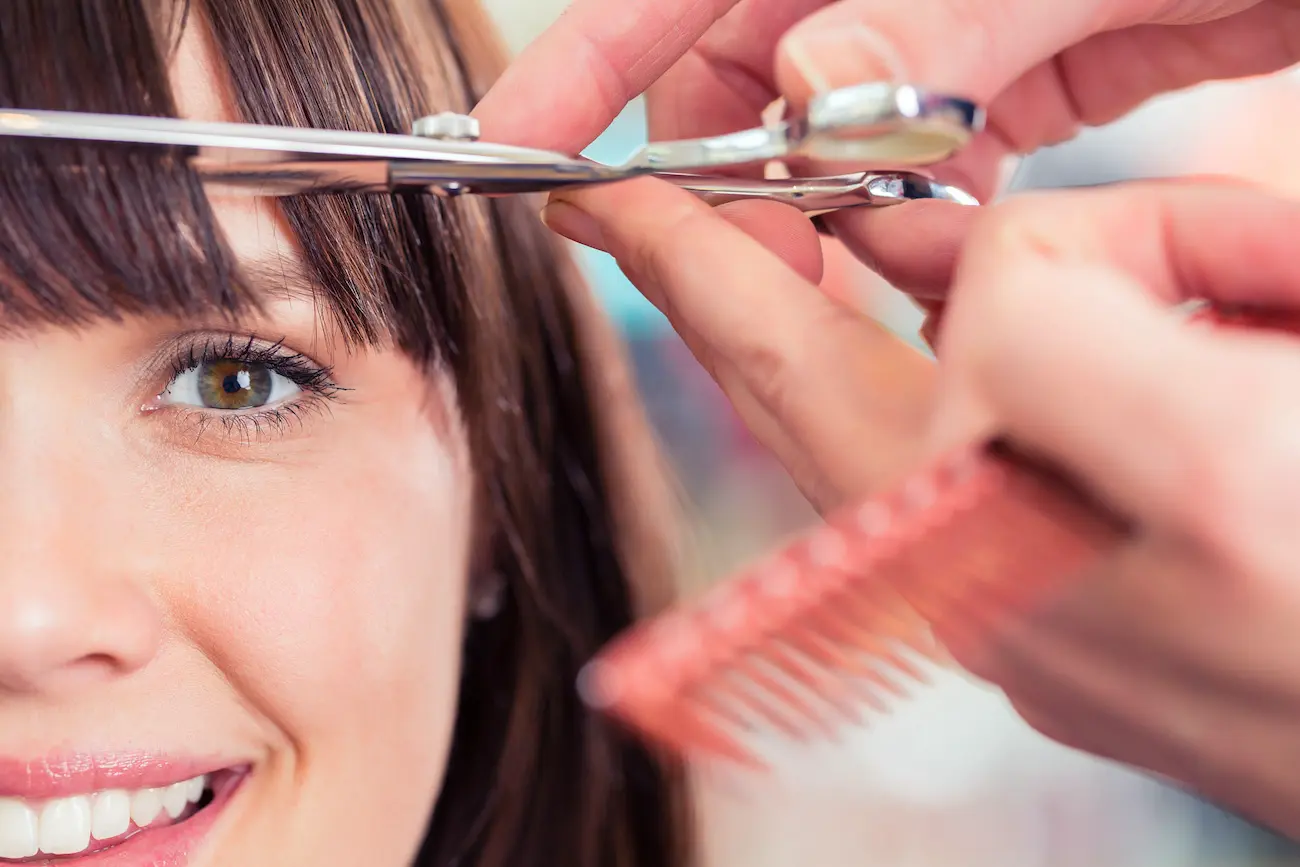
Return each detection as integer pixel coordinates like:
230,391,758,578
12,771,247,867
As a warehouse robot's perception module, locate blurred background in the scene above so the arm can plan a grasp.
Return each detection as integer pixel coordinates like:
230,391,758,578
482,2,1300,865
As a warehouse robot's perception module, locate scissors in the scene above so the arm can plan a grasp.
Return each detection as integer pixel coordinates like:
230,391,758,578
0,82,984,215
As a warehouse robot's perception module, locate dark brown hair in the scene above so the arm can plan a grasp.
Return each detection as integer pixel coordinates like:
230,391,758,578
0,1,690,865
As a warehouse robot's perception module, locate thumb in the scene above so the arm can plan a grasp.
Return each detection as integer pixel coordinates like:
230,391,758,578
926,183,1300,539
772,0,1275,110
769,0,1296,297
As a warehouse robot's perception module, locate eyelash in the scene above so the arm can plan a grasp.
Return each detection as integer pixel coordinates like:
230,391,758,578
161,334,345,443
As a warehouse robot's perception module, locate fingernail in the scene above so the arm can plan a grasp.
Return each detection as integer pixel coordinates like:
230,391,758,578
782,22,908,93
540,200,607,252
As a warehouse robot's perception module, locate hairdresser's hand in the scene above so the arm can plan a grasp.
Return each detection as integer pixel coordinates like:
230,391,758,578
915,177,1300,839
546,167,1300,835
478,0,1300,294
545,157,1300,834
541,171,940,509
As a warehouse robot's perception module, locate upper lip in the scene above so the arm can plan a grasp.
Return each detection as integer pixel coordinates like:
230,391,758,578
0,753,235,800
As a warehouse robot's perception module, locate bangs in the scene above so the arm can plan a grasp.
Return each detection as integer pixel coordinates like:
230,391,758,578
0,1,251,329
0,0,493,367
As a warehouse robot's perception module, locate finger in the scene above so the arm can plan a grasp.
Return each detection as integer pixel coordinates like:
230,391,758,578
644,0,826,142
949,180,1300,333
713,200,825,285
830,199,979,297
927,180,1300,535
774,0,1293,114
774,0,1299,286
961,552,1277,798
544,178,936,497
1008,536,1300,712
472,0,745,150
939,544,1239,782
948,577,1171,766
544,180,829,351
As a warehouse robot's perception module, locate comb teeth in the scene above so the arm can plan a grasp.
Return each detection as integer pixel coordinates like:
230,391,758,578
582,302,1298,767
580,439,1128,766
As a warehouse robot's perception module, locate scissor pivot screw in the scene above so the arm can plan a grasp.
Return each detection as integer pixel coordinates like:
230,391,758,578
411,112,480,142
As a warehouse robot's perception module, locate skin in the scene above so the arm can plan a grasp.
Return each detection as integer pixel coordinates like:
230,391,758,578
0,19,471,867
472,0,1300,508
477,0,1300,293
474,0,1300,839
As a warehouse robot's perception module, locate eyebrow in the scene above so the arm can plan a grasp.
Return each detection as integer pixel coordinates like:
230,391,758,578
238,255,325,305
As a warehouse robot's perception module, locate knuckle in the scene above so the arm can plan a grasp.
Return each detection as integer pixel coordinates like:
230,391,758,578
733,299,861,421
945,189,1117,372
969,193,1077,263
728,331,800,421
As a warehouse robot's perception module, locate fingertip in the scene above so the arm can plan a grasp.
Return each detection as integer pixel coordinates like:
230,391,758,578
774,17,908,110
826,200,977,298
540,200,607,251
548,175,710,236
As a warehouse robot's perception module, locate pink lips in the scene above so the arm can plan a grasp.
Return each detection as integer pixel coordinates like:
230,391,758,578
0,754,249,867
0,753,230,800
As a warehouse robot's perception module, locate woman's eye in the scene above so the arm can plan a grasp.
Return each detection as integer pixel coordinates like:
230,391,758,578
161,359,301,410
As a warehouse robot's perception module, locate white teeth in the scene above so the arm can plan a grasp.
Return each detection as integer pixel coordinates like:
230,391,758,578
130,788,163,827
0,774,210,858
38,796,92,856
162,783,189,819
0,798,38,859
91,790,131,841
185,775,205,803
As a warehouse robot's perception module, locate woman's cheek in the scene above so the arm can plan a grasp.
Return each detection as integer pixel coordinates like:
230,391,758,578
153,424,472,749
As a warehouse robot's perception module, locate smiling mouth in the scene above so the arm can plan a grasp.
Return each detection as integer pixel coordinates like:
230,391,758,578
0,768,245,863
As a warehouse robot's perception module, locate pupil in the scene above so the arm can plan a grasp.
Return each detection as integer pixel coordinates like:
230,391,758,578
223,370,251,394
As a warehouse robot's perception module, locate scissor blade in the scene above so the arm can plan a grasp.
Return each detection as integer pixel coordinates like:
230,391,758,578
0,108,575,165
194,156,641,197
2,107,624,196
658,171,979,212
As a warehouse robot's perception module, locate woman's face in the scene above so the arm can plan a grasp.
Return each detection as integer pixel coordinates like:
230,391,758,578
0,23,471,867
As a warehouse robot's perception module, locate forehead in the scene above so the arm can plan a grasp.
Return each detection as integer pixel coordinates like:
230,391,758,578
168,15,299,272
169,10,230,123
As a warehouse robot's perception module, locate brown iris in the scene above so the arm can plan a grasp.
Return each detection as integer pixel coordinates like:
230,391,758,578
197,360,273,410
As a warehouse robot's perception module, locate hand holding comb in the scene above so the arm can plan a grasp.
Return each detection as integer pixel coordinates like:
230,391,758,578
577,304,1300,768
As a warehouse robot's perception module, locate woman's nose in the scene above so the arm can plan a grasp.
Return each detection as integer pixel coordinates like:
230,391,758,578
0,571,162,695
0,455,162,696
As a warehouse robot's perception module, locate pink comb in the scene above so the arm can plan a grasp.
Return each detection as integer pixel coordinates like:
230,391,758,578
578,304,1300,767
